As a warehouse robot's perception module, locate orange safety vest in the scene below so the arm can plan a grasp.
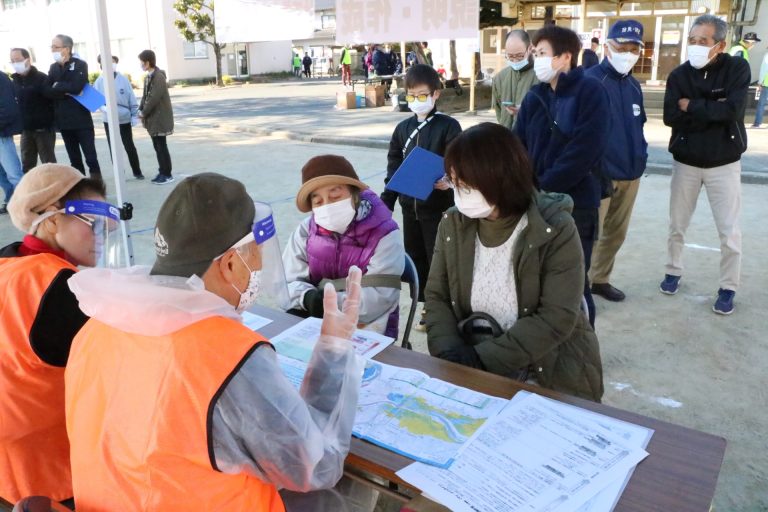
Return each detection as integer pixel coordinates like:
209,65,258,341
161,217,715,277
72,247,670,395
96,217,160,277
0,253,77,503
65,315,285,512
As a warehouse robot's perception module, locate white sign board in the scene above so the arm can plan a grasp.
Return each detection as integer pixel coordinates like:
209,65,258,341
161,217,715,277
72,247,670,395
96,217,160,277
215,0,315,43
335,0,480,44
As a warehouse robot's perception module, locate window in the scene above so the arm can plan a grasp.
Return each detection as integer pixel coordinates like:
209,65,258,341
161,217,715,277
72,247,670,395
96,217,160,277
2,0,27,9
183,41,209,59
321,14,336,29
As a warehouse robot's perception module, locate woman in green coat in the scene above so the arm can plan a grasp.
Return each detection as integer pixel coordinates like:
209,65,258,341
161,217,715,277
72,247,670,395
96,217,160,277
425,123,603,401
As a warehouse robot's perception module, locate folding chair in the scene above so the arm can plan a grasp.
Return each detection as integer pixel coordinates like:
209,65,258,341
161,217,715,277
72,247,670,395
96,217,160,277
400,254,419,350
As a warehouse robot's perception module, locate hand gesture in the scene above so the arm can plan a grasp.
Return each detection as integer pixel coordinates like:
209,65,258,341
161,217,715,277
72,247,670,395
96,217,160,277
320,266,362,340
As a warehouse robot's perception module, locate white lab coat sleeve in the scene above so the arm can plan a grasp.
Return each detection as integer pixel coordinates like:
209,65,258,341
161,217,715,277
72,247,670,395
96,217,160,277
336,229,404,325
282,218,317,311
211,339,365,491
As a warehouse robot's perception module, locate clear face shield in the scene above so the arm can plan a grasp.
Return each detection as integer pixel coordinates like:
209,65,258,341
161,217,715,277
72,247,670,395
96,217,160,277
223,201,290,311
62,199,126,268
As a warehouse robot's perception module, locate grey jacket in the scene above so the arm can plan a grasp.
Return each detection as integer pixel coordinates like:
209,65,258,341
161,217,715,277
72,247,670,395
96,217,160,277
425,192,604,402
94,72,138,125
139,68,174,135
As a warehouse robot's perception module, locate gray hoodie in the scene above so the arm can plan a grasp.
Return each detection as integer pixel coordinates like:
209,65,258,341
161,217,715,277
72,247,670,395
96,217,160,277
93,72,138,125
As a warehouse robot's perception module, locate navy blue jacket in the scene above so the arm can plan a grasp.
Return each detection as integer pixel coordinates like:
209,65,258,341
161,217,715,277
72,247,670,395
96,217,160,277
515,66,610,210
582,49,599,69
585,59,648,181
0,72,23,138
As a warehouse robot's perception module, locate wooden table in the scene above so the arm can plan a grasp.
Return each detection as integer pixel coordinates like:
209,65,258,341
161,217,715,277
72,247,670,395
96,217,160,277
253,307,726,512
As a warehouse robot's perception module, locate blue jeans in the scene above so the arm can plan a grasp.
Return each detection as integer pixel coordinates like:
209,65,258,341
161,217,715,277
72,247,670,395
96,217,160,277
754,85,768,126
0,136,23,203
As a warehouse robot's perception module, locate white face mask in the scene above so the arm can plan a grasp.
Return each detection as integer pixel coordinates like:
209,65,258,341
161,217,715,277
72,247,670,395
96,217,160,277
688,44,715,69
454,187,494,219
231,250,261,313
408,95,434,116
313,197,357,234
12,60,29,74
52,52,63,63
507,58,529,71
607,49,639,75
534,56,559,83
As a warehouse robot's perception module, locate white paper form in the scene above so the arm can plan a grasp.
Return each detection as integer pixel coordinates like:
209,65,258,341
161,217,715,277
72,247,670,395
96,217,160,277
396,393,650,512
270,317,395,362
241,311,273,332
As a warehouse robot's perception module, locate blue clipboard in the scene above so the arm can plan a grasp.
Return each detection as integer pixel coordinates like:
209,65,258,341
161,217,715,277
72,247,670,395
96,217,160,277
69,84,106,113
385,147,445,201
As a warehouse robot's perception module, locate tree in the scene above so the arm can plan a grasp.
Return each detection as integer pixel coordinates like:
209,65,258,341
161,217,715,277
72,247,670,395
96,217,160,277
173,0,226,86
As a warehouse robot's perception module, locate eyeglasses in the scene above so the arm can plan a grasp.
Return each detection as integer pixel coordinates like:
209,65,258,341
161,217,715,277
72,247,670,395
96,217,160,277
50,45,65,50
607,42,642,55
71,213,117,234
405,93,431,102
505,53,528,62
442,177,471,194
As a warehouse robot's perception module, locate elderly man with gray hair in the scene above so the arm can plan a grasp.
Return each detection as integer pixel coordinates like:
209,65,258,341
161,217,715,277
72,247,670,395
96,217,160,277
492,29,537,129
660,14,750,315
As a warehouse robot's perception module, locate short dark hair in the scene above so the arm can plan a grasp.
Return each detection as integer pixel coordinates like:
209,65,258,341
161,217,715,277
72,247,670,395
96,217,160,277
445,123,535,218
54,34,74,50
405,64,442,92
506,29,531,46
591,37,600,44
138,49,156,68
421,41,429,47
96,54,119,64
57,178,107,207
11,48,30,59
533,25,582,70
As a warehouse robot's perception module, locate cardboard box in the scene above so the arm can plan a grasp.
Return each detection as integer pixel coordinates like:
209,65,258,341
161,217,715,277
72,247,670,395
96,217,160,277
365,85,385,107
336,91,356,110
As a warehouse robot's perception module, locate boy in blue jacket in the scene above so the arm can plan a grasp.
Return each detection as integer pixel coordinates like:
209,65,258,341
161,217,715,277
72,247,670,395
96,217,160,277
585,20,648,303
515,25,610,326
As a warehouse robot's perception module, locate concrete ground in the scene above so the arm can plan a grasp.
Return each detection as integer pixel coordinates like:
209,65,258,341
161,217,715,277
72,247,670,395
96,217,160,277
0,80,766,511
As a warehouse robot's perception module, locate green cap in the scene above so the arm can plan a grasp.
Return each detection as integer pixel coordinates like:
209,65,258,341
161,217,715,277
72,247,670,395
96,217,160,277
150,173,255,278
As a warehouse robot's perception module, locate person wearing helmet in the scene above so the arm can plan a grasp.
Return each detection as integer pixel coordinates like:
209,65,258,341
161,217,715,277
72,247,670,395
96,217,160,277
0,163,116,504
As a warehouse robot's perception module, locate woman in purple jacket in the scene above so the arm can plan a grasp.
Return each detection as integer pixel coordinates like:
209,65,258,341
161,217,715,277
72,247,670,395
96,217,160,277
283,155,405,337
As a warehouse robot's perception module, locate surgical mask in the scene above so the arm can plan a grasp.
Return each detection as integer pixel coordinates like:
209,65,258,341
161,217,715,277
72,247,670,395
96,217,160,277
688,44,715,69
607,50,639,75
11,61,29,74
454,187,494,219
313,197,357,234
534,56,559,83
507,57,529,71
231,250,261,313
408,95,434,116
52,52,63,63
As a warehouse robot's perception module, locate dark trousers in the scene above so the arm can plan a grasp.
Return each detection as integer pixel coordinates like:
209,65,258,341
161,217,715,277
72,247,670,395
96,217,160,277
402,207,442,303
151,135,172,177
303,65,311,77
20,129,57,173
60,128,100,177
104,122,143,176
572,207,599,327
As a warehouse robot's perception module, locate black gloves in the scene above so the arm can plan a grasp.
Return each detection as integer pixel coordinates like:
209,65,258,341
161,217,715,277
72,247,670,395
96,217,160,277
438,344,485,370
302,288,325,318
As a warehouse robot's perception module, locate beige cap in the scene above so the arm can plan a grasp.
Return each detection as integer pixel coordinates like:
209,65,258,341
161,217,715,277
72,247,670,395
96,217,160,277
8,164,85,233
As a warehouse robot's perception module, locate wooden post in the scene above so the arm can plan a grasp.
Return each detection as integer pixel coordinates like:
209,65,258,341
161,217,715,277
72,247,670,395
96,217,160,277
469,51,477,113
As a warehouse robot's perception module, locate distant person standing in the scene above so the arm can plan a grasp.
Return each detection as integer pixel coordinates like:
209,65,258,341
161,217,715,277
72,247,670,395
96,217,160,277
421,42,434,67
492,30,538,129
729,32,760,60
138,50,174,185
47,34,101,179
10,48,57,173
292,53,302,77
0,71,23,214
751,45,768,128
341,44,352,85
586,20,648,302
661,15,750,315
582,37,600,68
372,44,396,99
302,53,312,78
94,55,144,180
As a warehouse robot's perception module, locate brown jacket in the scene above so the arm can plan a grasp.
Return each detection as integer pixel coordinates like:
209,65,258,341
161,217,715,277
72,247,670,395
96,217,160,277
139,68,174,136
425,192,604,402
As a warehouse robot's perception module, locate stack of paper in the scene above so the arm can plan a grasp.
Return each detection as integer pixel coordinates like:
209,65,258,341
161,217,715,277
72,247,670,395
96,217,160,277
396,392,653,512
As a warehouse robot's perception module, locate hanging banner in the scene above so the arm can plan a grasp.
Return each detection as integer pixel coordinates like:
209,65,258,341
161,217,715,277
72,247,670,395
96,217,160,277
335,0,480,44
215,0,315,43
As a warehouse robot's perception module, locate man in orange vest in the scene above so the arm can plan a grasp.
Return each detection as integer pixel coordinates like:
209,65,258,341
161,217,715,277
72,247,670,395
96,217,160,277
0,164,120,505
65,173,365,511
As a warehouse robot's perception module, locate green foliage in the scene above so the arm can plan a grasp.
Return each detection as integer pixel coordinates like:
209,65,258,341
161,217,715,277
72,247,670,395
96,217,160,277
88,71,101,84
221,74,234,86
173,0,225,85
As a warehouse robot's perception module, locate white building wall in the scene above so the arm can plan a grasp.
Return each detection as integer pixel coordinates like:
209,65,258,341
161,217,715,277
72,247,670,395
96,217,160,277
247,41,293,74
